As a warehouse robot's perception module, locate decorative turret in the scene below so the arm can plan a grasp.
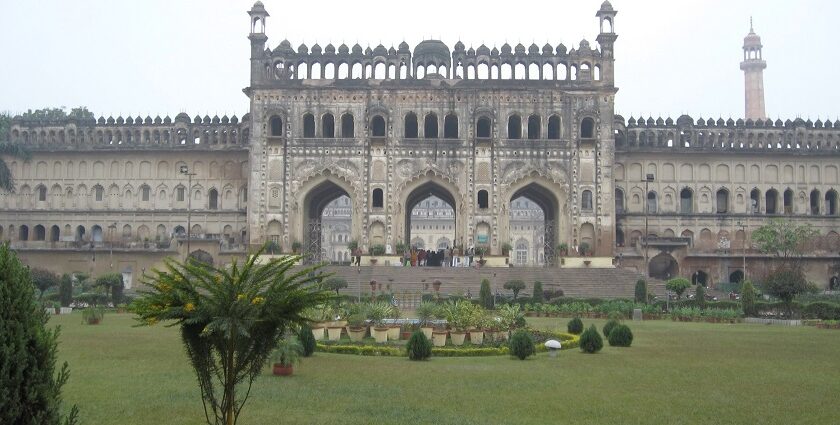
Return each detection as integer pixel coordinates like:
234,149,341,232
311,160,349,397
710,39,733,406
741,18,767,120
595,1,617,84
248,2,269,85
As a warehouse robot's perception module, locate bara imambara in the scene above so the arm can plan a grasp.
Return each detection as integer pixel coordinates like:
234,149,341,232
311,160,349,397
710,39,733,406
2,1,839,293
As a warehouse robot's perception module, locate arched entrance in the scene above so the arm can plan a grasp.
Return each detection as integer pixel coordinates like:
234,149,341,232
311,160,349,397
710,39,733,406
404,181,457,259
692,270,709,287
649,252,678,280
188,249,214,266
509,182,560,266
302,178,352,264
729,270,744,284
830,276,839,291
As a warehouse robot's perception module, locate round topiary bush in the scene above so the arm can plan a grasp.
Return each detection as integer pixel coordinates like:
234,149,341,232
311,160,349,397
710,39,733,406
406,330,432,361
508,329,536,360
567,317,584,335
579,325,603,354
602,319,620,339
299,324,316,357
607,324,633,347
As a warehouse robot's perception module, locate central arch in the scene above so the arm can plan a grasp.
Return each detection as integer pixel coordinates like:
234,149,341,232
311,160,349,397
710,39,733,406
506,179,564,266
403,180,458,251
300,175,354,264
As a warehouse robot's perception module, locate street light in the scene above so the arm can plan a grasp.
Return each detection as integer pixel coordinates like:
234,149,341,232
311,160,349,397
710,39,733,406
180,165,196,260
643,173,655,278
736,220,747,282
108,222,117,270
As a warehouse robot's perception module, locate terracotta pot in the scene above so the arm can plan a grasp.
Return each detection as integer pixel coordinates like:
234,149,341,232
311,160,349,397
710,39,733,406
346,326,365,341
87,318,101,325
387,326,401,341
272,363,293,376
431,330,448,347
450,331,466,346
497,330,510,341
373,327,389,343
400,331,412,340
311,326,326,340
420,326,433,340
327,326,343,341
469,330,484,345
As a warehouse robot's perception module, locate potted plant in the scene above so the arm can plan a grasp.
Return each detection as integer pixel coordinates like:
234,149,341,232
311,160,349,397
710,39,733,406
444,301,472,346
386,305,401,341
475,246,488,266
557,243,569,257
416,301,437,339
432,279,442,295
367,301,391,343
395,242,407,255
82,306,105,325
347,312,368,342
271,335,303,376
579,242,591,257
347,240,359,253
469,309,488,345
369,244,385,265
291,241,302,254
501,242,513,256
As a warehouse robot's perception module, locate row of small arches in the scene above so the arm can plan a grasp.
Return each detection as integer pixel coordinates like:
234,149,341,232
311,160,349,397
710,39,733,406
0,223,247,244
6,159,248,181
11,126,248,146
269,112,594,140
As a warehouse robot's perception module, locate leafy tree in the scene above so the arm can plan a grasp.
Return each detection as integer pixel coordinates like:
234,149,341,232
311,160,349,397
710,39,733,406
323,277,348,295
532,281,543,303
31,267,60,300
0,244,79,424
478,278,493,309
695,284,706,309
666,278,691,299
0,138,30,192
95,272,124,305
634,279,648,304
132,247,333,425
751,218,819,268
503,279,526,299
18,106,93,121
741,280,757,317
764,267,809,316
59,274,73,307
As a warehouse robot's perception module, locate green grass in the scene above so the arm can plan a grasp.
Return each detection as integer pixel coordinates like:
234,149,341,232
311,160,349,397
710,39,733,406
53,313,840,425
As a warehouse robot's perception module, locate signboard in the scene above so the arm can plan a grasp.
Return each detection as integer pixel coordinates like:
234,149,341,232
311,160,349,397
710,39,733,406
476,234,489,243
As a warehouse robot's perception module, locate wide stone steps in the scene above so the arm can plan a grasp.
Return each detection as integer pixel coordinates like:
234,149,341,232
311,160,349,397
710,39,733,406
308,265,666,300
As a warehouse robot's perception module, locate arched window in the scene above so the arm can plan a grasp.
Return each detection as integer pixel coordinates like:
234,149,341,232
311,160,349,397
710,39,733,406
515,240,528,265
615,188,625,213
141,185,150,202
36,185,46,202
508,115,521,139
716,189,729,213
680,188,693,213
444,114,458,138
269,115,283,137
476,117,491,138
176,186,185,202
477,190,489,209
765,189,778,214
424,113,438,138
302,113,315,138
209,188,218,210
750,188,761,213
372,188,383,208
404,113,418,138
581,117,595,139
581,190,593,210
527,115,541,139
810,189,821,215
371,116,386,137
341,113,354,138
647,191,658,213
34,225,46,241
783,189,793,214
94,185,104,202
19,225,29,241
548,115,561,139
322,113,335,138
826,190,838,216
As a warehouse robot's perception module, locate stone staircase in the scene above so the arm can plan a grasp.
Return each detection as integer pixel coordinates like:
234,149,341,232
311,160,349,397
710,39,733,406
308,265,666,300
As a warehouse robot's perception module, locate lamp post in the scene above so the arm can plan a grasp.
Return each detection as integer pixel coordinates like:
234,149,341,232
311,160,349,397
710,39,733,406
737,220,747,282
643,173,655,277
108,222,117,270
180,165,196,260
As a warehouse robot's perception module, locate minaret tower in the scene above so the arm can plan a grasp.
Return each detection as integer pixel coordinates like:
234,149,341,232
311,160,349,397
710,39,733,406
740,18,767,120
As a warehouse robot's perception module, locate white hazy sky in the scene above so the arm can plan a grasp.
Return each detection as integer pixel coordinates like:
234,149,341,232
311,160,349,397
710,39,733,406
1,0,837,121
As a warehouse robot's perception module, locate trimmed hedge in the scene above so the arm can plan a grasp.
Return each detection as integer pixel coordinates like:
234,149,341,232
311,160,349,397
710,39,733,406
579,325,603,354
509,330,536,360
406,330,432,361
567,317,584,335
316,343,401,356
607,325,633,347
602,319,620,338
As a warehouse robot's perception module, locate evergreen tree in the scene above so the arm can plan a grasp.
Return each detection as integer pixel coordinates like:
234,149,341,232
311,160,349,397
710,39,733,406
532,281,543,303
59,274,73,307
478,279,493,309
0,244,78,424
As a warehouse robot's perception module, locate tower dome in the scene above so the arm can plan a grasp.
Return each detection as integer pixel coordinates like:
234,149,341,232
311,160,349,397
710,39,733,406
414,40,451,60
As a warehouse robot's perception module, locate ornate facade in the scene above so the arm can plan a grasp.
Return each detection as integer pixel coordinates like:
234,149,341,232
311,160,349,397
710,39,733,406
2,1,838,289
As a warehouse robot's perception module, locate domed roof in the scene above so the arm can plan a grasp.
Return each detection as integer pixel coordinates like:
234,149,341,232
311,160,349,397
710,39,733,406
311,43,322,54
414,40,450,58
500,43,512,54
599,1,613,11
528,43,539,54
744,20,762,48
325,43,335,54
454,40,465,51
351,43,362,54
579,39,591,50
398,41,410,51
373,44,388,56
542,43,553,54
477,44,490,56
297,43,308,54
514,43,526,54
338,43,349,54
274,39,294,55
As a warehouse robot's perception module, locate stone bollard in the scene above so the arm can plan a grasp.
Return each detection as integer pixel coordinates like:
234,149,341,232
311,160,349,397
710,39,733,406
633,308,643,321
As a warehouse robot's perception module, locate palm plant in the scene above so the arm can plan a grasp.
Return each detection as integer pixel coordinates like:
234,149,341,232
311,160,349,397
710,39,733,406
0,142,30,192
415,301,438,327
272,335,303,367
132,246,333,425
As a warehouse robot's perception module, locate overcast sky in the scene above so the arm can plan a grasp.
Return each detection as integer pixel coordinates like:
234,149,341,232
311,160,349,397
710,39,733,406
2,0,837,121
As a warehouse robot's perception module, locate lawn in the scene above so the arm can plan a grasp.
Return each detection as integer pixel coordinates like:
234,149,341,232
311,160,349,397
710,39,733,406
53,313,839,425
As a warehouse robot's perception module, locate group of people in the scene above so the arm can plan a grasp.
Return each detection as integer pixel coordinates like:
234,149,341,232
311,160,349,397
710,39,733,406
402,246,478,268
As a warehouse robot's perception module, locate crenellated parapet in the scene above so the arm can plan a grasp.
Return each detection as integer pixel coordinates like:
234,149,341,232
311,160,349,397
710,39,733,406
9,113,251,150
614,115,840,154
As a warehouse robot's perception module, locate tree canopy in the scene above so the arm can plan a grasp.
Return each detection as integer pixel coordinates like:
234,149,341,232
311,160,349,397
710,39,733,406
751,218,818,266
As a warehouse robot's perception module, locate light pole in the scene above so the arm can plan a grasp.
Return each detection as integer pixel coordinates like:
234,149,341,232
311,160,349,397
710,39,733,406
643,173,655,278
108,222,117,270
180,165,196,260
737,220,747,282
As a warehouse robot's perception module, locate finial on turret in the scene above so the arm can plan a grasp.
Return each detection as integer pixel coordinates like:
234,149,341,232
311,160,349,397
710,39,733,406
750,16,754,33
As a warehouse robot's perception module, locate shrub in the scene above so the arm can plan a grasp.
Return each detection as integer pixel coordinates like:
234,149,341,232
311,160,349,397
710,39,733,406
634,279,648,304
567,317,584,335
59,273,73,307
406,330,432,361
666,278,691,299
298,325,316,357
508,329,536,360
532,281,543,303
695,285,706,309
741,281,757,317
602,319,620,338
82,307,105,324
503,280,526,299
802,302,840,320
478,279,493,309
323,277,348,295
579,325,603,353
0,245,79,424
607,324,633,347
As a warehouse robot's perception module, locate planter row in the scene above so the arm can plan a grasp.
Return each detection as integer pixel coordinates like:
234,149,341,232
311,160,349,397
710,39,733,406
311,323,511,347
